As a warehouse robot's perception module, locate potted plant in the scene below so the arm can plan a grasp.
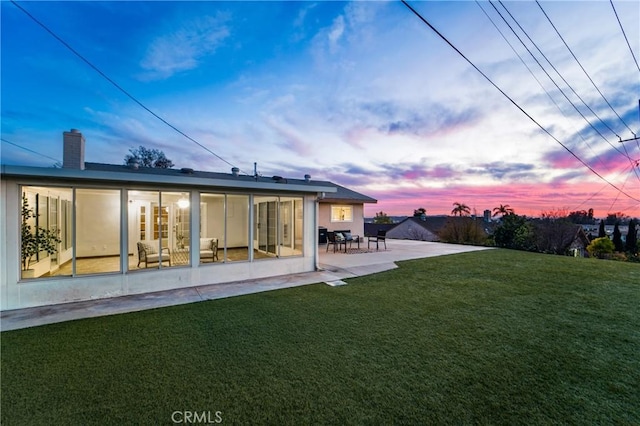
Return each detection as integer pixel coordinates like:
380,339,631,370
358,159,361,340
21,193,61,276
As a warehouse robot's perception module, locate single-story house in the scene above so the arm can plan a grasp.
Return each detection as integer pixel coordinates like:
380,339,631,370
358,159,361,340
318,183,377,241
0,130,374,311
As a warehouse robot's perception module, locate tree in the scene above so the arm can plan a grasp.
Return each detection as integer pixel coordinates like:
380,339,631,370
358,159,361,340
413,207,427,217
612,223,624,252
533,214,579,255
625,219,637,254
605,212,628,225
124,146,174,168
451,202,471,217
492,214,535,251
492,204,514,218
586,237,615,259
439,217,487,245
373,211,393,224
567,209,596,224
598,219,606,238
21,193,61,271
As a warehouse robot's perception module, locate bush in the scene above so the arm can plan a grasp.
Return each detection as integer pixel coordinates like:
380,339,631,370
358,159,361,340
586,237,615,259
438,217,488,245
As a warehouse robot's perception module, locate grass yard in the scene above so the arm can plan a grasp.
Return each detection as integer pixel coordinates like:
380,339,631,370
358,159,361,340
2,249,639,425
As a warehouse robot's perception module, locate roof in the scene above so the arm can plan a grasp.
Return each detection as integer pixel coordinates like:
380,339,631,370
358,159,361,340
319,182,377,204
1,162,338,195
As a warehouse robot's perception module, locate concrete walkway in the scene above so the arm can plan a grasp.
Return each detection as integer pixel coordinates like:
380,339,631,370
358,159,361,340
1,240,490,331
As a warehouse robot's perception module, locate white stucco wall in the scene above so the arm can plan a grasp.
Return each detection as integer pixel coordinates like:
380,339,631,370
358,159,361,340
318,202,365,237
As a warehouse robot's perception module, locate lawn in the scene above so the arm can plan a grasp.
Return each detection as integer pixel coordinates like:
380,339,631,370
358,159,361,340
2,249,639,425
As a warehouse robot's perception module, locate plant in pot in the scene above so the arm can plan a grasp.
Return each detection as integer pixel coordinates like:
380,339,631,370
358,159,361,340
21,193,61,276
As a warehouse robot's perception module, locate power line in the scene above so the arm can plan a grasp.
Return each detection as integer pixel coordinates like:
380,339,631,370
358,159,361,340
493,0,640,183
400,0,640,203
610,0,640,75
1,138,62,165
494,2,625,147
536,0,636,136
9,0,244,174
475,0,608,170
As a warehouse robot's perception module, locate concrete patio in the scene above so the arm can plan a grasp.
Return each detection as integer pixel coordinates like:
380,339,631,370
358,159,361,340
1,240,490,331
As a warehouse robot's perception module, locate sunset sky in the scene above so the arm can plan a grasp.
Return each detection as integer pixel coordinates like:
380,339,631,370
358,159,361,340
2,1,639,218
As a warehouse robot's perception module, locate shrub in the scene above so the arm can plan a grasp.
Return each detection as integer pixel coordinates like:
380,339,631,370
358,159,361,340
586,237,615,259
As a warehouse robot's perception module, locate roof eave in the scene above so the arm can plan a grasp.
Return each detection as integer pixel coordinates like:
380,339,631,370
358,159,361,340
1,165,337,194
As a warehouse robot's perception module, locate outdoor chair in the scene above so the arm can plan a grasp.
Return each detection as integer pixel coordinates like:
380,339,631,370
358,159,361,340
334,229,360,250
367,230,387,250
137,241,171,267
326,231,348,253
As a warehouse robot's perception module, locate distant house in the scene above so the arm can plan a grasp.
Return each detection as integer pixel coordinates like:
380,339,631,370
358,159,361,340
385,216,496,242
386,216,443,241
0,129,375,311
568,226,591,257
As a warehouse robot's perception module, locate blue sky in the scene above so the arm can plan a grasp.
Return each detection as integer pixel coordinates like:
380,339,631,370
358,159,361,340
2,1,639,217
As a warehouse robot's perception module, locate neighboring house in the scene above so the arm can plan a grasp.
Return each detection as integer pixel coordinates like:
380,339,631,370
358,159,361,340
568,226,591,257
0,129,376,311
364,223,396,238
318,183,377,239
385,216,497,242
386,216,442,241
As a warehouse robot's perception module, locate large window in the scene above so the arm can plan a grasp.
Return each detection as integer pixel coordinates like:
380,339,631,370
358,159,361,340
331,205,353,223
76,189,121,275
254,195,304,258
19,186,305,280
20,186,121,279
128,191,190,269
200,193,249,263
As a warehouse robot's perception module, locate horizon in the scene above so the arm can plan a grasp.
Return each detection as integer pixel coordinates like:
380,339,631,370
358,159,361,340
2,1,639,218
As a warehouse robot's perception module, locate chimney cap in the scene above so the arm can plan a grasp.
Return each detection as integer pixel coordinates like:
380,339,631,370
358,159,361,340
70,128,80,134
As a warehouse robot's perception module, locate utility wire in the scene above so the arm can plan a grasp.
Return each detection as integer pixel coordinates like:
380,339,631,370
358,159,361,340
536,0,636,136
1,138,62,165
9,0,244,174
475,0,608,170
610,0,640,75
494,1,628,154
494,0,640,183
400,0,640,203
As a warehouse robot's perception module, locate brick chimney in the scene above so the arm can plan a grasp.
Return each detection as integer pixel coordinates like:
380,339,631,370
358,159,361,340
63,129,85,170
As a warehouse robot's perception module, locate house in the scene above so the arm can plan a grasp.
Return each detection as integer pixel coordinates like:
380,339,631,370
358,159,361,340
318,183,377,240
568,226,591,257
384,216,497,242
0,130,374,311
385,216,444,241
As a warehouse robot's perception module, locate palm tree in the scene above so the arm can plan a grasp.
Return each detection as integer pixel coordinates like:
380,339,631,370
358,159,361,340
492,204,514,218
451,202,471,217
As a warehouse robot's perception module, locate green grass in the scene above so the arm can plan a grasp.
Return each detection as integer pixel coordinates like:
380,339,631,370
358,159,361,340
2,249,639,425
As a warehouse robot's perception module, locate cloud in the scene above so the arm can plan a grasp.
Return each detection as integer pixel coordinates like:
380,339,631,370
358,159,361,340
139,12,231,80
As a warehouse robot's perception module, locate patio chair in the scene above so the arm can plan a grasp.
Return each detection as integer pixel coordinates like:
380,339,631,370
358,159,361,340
334,229,360,250
326,231,348,253
137,241,171,267
367,230,387,250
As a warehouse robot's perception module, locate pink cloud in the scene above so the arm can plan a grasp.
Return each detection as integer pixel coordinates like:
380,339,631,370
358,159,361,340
364,181,640,218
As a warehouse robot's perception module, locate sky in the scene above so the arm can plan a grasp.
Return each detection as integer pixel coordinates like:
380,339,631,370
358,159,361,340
1,0,639,218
